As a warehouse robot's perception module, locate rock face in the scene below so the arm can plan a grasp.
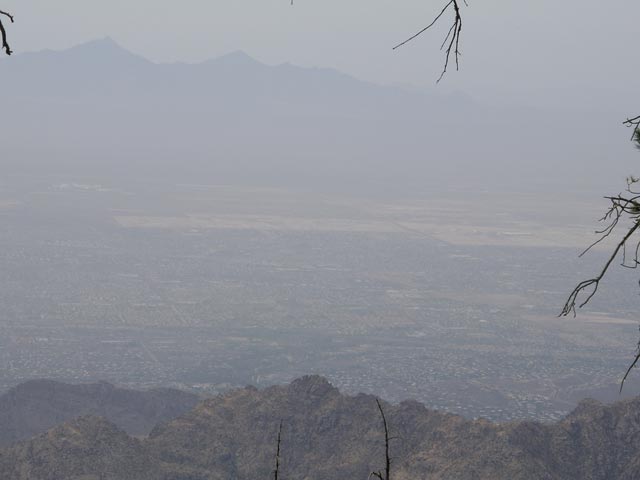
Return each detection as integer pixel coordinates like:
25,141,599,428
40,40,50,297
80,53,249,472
2,376,640,480
0,380,200,447
0,417,161,480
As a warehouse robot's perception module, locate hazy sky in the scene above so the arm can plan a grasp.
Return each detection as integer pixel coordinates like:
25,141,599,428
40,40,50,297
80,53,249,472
2,1,639,110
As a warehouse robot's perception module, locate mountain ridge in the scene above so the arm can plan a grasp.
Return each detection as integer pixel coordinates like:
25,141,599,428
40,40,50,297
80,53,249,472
0,37,633,196
1,375,639,479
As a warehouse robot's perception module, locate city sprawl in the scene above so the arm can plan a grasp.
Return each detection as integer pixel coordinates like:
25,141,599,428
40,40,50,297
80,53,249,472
1,176,639,422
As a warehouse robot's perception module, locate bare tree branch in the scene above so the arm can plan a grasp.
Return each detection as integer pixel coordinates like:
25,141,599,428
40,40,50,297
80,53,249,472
273,420,283,480
369,398,392,480
561,187,640,315
621,338,640,393
0,9,14,56
393,0,455,49
290,1,467,82
393,0,467,82
561,220,640,317
561,113,640,390
624,115,640,141
561,176,640,388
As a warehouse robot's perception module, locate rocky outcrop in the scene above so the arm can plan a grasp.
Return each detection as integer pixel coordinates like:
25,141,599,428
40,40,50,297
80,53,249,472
1,376,639,479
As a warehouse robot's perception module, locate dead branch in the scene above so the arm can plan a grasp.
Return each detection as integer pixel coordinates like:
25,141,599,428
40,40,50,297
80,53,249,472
273,420,283,480
561,190,640,317
0,10,14,56
290,1,467,82
621,335,640,393
561,177,640,388
393,0,467,82
369,398,392,480
624,115,640,141
561,220,640,317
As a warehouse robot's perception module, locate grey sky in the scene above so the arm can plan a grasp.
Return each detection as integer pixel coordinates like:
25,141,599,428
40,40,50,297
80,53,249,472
2,1,638,110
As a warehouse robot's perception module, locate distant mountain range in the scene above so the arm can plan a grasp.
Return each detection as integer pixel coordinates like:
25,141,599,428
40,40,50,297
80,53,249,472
0,38,632,194
1,376,639,479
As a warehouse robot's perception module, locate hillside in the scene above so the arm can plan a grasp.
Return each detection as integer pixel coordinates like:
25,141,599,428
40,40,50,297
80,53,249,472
1,376,639,479
0,380,199,447
0,416,160,480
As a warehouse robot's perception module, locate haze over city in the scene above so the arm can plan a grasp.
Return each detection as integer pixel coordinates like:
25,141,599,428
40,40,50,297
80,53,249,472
1,3,640,479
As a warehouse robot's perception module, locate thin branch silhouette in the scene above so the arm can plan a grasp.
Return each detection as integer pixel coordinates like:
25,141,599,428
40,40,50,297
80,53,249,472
561,175,640,389
393,0,467,82
291,1,467,83
0,10,14,55
624,115,640,141
273,420,283,480
369,398,393,480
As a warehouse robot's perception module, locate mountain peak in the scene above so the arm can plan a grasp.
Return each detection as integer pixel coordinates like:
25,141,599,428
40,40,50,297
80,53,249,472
69,36,125,52
92,35,118,47
58,36,150,66
289,375,339,398
209,50,262,67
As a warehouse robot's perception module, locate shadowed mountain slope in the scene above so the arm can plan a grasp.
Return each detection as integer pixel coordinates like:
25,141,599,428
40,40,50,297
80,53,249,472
0,416,160,480
0,380,199,447
1,376,639,479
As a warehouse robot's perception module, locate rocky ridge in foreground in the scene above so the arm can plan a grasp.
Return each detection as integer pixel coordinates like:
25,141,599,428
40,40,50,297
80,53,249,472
1,376,639,479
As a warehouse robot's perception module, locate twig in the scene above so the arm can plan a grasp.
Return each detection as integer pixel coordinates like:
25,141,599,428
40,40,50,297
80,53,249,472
393,0,466,82
393,1,455,50
621,338,640,393
0,10,14,56
561,175,640,390
624,115,640,141
561,216,640,317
